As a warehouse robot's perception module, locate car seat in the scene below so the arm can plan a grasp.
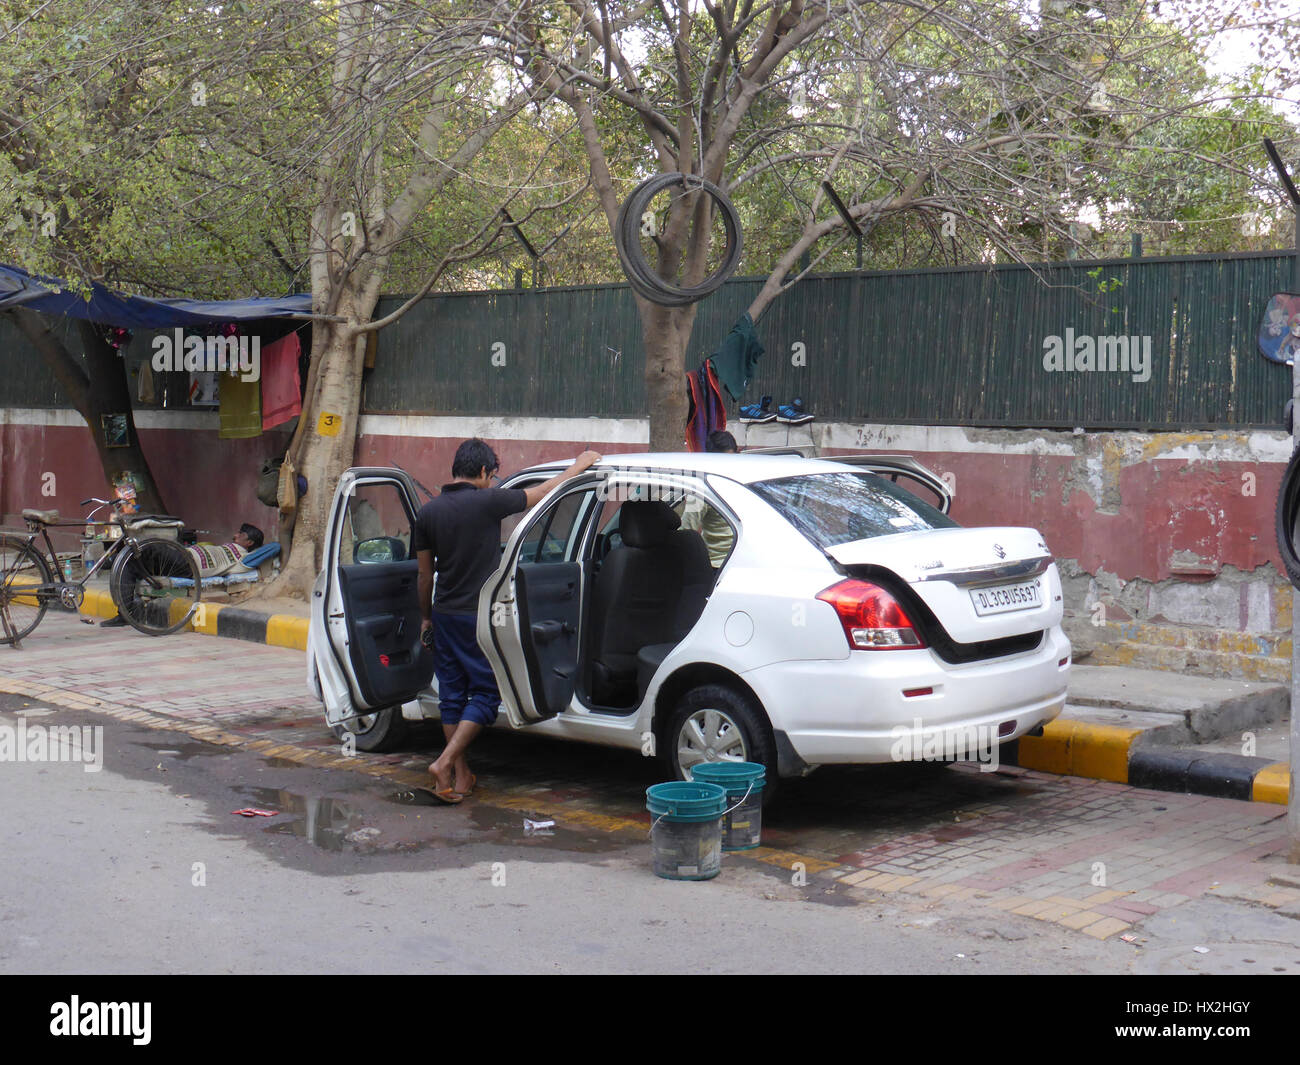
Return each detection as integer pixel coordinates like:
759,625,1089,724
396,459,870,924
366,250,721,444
588,501,715,706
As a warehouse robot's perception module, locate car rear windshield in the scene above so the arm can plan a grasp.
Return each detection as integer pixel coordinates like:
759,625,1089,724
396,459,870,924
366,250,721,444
751,471,959,550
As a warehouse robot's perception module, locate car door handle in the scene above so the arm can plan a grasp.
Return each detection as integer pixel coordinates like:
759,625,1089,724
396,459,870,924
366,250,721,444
531,620,573,645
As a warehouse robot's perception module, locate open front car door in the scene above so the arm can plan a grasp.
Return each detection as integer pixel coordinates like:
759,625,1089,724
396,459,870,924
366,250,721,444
314,468,432,725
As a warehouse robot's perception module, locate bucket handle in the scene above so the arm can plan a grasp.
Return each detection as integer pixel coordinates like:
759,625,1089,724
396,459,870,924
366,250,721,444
648,781,755,838
722,780,756,818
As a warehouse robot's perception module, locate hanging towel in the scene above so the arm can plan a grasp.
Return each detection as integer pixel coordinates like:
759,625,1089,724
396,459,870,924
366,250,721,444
261,331,303,429
219,371,262,438
707,312,764,402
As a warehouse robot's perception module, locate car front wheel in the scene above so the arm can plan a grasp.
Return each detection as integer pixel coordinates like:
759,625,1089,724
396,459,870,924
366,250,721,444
330,706,410,753
664,683,777,802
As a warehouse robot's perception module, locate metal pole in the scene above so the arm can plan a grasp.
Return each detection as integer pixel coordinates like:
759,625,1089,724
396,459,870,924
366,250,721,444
1264,138,1300,861
1291,201,1300,861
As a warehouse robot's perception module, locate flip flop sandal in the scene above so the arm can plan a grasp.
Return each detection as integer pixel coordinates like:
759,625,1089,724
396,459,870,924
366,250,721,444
419,785,464,805
460,773,477,797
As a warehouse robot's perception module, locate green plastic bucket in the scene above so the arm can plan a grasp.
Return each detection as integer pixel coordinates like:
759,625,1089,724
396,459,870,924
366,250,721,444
645,782,727,880
690,762,765,850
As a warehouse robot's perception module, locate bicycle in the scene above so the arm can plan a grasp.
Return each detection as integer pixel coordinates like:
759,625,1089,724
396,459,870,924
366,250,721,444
0,498,202,643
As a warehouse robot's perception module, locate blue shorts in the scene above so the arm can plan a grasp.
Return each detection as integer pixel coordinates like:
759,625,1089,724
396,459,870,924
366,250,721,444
432,612,500,728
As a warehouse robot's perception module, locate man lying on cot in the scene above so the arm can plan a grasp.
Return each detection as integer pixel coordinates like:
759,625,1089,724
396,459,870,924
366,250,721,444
99,523,269,627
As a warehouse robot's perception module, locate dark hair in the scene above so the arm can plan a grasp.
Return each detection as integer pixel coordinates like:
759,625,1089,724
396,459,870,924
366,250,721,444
706,430,738,453
452,438,499,480
240,523,265,549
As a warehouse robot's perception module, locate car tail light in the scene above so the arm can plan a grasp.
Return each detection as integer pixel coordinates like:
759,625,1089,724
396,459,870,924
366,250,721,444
816,579,926,650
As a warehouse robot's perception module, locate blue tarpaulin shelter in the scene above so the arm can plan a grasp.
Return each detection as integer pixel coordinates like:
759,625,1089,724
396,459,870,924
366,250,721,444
0,264,312,329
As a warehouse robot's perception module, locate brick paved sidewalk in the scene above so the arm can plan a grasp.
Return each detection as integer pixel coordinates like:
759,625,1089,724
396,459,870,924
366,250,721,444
2,612,1297,941
819,771,1293,938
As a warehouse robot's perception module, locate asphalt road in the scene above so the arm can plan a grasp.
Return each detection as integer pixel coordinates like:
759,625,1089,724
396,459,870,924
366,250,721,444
0,694,1141,975
3,669,1300,978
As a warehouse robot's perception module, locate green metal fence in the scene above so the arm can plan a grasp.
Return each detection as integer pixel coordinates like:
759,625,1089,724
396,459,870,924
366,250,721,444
3,251,1295,430
364,251,1296,429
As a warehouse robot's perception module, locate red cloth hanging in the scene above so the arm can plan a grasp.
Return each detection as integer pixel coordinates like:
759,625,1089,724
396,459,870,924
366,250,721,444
261,332,302,430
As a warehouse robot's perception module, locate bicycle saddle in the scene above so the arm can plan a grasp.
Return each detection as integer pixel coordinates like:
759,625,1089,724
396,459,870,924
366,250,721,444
22,508,59,524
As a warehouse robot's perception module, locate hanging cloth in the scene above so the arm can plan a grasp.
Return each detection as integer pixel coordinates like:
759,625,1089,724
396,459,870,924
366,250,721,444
136,361,155,404
707,312,764,402
685,359,728,452
261,331,302,430
219,371,262,438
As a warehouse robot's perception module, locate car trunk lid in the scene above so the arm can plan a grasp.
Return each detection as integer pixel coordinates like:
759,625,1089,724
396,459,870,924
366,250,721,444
825,526,1060,643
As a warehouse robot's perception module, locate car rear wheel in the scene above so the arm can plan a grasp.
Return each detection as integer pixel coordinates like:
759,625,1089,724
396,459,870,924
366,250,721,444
664,683,777,803
330,706,410,753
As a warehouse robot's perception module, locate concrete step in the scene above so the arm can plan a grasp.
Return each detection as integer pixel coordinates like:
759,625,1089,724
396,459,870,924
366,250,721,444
1082,640,1291,683
1066,664,1288,746
1064,613,1292,682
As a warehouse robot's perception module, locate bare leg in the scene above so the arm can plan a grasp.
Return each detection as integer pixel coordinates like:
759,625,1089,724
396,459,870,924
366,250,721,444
430,721,482,794
429,723,456,793
437,722,474,793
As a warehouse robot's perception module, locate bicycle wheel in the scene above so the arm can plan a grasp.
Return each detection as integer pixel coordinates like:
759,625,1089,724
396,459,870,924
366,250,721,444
0,533,53,643
110,538,202,636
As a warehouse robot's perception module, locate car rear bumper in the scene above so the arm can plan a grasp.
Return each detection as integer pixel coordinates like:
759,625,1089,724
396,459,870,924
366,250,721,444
742,627,1070,765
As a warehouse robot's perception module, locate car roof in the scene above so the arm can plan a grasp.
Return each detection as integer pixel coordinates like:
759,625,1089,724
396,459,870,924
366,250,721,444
514,451,855,485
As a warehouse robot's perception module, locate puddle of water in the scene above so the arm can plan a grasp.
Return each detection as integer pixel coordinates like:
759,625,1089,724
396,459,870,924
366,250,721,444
235,786,375,852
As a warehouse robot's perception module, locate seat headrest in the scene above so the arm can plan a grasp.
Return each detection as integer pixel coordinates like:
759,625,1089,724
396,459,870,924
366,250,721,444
620,501,681,547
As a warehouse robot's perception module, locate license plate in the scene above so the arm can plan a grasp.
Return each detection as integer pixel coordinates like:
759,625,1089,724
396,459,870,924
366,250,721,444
970,578,1041,616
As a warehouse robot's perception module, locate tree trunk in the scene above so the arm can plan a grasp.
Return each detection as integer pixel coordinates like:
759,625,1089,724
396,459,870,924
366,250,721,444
76,321,169,514
264,311,369,599
640,300,698,451
7,309,168,514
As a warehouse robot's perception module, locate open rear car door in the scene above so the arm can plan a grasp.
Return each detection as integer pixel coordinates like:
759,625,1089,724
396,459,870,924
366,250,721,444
478,475,602,727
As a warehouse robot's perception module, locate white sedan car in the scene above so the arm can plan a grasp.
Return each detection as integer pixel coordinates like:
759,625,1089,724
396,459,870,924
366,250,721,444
307,452,1070,787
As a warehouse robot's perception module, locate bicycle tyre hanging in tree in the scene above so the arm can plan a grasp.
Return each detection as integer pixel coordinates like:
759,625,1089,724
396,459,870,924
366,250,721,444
614,173,743,307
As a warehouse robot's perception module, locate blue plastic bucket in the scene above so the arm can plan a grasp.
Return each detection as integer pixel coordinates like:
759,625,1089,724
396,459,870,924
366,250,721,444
645,782,727,880
690,762,765,850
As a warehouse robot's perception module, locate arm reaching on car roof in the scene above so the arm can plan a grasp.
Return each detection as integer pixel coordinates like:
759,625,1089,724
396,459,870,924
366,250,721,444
523,451,602,509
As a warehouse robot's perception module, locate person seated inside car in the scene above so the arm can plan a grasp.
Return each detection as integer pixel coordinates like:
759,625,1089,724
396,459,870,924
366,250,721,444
679,430,738,568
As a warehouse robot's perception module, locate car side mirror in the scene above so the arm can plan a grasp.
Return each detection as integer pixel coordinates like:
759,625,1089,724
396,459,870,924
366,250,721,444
355,536,407,563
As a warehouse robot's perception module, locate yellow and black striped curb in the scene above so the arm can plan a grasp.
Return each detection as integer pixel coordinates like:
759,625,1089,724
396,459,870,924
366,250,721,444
81,587,308,652
1008,721,1291,805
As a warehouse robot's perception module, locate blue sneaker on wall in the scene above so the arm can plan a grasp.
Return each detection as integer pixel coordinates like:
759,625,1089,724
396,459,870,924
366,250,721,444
777,397,814,425
739,394,777,423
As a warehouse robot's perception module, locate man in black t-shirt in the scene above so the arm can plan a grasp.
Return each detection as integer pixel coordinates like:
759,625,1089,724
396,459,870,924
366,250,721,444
415,438,601,802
